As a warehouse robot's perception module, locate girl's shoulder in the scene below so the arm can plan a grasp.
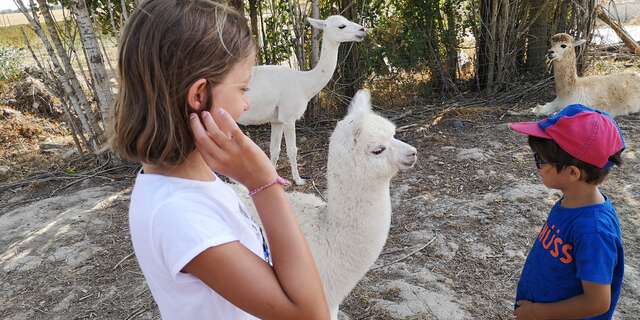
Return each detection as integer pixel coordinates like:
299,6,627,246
131,172,241,222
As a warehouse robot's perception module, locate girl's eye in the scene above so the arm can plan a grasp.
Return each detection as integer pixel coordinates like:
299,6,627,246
560,44,567,48
371,146,386,155
242,87,250,92
338,25,346,29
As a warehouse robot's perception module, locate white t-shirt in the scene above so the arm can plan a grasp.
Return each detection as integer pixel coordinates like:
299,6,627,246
129,171,269,320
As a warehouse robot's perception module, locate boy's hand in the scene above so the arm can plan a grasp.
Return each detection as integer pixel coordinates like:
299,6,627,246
190,109,278,190
514,300,541,320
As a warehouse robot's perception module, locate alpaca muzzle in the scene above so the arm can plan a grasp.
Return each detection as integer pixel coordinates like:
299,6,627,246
398,147,417,171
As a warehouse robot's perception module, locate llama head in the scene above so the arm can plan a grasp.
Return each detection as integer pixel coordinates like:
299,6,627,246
547,33,586,63
328,90,417,183
307,15,366,43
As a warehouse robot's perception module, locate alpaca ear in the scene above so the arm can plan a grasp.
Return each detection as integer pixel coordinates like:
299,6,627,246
348,89,371,117
307,17,327,30
573,39,587,47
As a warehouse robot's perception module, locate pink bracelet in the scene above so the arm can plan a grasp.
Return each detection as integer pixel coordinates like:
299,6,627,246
248,176,291,196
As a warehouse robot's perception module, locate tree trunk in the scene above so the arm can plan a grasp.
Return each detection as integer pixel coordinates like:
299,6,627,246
229,0,245,15
258,0,270,64
496,0,509,85
106,0,119,34
305,0,321,121
443,0,458,83
486,0,498,93
336,0,363,103
71,0,114,121
526,0,554,73
288,0,305,70
120,0,129,21
24,0,99,149
248,0,261,64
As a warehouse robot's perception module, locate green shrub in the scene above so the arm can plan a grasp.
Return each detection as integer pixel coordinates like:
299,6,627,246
0,46,24,81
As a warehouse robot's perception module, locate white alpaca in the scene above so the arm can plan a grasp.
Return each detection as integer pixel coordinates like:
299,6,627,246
235,90,417,320
532,33,640,116
238,16,366,185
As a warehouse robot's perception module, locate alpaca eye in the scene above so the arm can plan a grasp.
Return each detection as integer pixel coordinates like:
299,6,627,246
338,25,346,29
371,146,386,155
560,44,567,48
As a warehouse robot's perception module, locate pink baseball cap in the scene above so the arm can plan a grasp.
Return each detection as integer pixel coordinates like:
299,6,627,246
509,104,625,169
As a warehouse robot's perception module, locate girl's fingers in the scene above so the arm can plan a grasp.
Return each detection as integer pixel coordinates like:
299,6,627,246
201,111,229,144
190,113,222,156
212,107,241,136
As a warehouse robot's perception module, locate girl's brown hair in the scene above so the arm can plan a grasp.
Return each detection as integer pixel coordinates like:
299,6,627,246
108,0,254,166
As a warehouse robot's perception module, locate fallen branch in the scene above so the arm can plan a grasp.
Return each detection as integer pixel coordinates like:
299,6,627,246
596,5,640,55
113,252,135,270
370,234,437,271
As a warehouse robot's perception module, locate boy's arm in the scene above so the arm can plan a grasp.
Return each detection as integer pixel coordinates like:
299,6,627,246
514,280,611,320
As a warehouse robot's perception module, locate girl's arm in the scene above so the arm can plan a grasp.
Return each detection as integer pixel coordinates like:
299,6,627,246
185,109,329,320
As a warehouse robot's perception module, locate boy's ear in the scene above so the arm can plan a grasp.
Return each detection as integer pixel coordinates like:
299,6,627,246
187,79,209,111
567,165,582,182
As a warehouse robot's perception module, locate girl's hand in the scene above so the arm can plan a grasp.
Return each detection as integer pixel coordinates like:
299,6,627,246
514,300,541,320
190,109,277,190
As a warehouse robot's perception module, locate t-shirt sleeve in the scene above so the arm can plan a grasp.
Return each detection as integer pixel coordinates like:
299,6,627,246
151,200,238,280
574,232,618,284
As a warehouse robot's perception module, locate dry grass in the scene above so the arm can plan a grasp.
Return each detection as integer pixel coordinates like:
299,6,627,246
0,9,65,28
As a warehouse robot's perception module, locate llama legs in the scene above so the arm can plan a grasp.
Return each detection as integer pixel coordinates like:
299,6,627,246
284,122,305,185
269,122,284,167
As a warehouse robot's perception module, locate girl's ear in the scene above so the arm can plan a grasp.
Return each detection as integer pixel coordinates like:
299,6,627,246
187,79,209,111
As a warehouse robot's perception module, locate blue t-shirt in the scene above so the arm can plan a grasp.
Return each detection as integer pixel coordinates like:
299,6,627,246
515,196,624,320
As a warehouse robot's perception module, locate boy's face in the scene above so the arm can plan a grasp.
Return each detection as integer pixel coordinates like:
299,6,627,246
211,54,255,121
536,155,580,190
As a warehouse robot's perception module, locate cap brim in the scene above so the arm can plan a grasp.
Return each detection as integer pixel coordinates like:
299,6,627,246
509,122,552,139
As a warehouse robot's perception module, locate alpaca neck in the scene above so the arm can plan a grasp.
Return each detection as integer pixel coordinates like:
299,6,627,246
325,174,392,265
553,54,577,98
301,34,340,99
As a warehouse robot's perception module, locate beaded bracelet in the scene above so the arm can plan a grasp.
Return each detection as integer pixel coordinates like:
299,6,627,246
248,176,291,196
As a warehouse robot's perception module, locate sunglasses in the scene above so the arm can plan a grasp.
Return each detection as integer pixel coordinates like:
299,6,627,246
533,153,549,169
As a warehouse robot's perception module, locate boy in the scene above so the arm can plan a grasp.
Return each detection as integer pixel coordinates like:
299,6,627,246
509,104,625,320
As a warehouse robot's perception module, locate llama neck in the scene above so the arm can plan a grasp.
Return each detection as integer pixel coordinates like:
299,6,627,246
325,174,392,263
301,34,340,99
553,54,577,98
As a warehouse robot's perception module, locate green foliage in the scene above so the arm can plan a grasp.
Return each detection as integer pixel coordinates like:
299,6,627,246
261,0,295,65
0,46,25,81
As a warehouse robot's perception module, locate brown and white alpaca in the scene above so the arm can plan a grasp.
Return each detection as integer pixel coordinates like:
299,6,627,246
532,33,640,116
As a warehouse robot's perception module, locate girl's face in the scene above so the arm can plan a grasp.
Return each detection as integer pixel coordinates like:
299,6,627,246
211,55,254,120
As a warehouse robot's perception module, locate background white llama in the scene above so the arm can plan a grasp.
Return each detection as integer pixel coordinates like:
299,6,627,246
238,15,367,185
235,90,417,320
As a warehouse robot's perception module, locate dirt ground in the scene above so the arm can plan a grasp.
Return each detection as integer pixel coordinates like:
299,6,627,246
1,81,639,319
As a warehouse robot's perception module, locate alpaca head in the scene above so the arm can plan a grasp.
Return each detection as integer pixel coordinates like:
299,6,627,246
328,90,417,183
547,33,586,63
307,15,366,43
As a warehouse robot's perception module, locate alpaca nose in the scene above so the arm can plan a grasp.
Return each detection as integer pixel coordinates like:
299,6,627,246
407,146,417,157
547,50,554,55
360,27,365,32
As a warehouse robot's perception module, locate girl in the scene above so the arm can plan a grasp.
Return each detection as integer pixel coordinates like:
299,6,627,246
108,0,329,319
